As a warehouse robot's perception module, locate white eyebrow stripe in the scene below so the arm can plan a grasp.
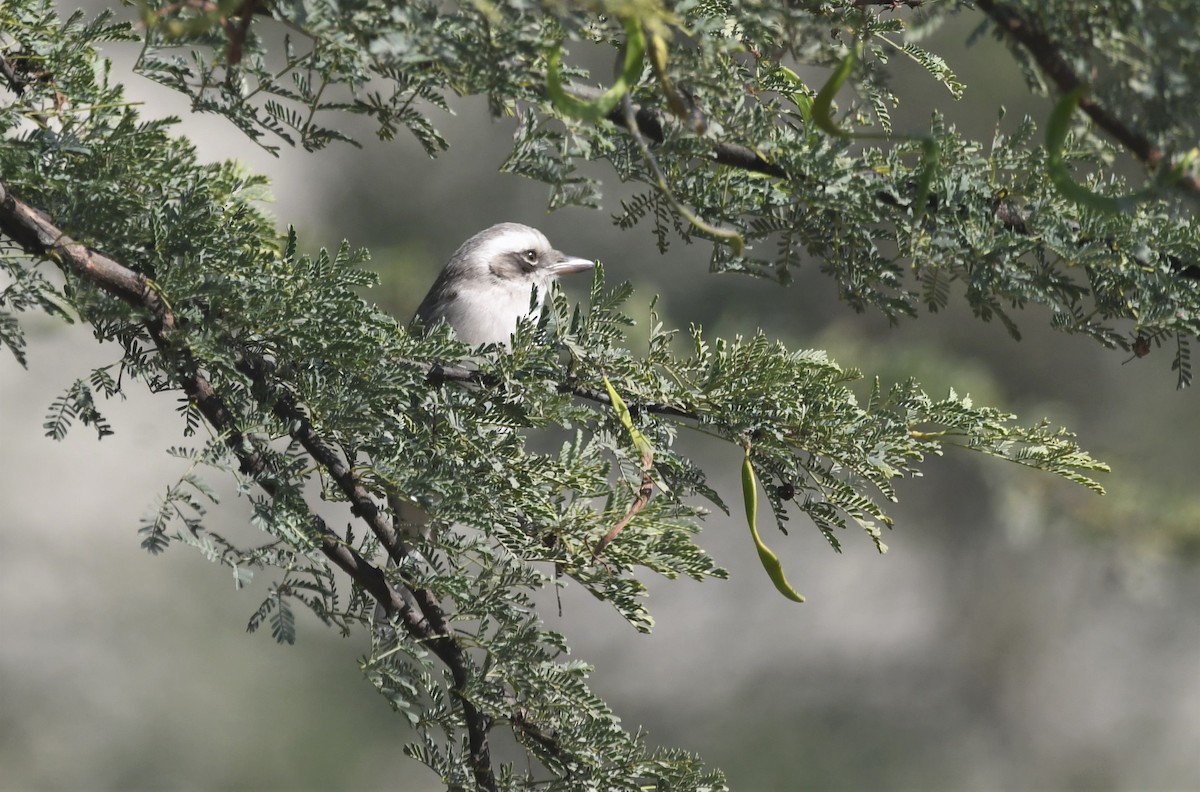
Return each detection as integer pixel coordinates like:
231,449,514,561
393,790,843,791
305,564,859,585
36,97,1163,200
472,227,550,263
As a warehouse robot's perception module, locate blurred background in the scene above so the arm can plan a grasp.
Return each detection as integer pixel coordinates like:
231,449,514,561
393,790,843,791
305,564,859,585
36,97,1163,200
2,6,1199,790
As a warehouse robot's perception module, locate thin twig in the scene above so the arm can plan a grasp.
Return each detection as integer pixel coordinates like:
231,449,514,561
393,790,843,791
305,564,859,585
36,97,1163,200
593,468,654,557
620,93,745,251
420,359,698,420
568,83,790,179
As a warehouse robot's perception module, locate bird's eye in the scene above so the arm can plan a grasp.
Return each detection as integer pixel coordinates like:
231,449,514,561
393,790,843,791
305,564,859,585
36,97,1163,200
523,249,538,262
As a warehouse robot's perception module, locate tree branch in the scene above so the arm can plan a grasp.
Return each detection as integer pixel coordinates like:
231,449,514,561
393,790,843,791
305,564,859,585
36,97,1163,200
234,352,497,786
977,0,1200,198
419,359,698,420
0,51,28,96
0,179,499,792
850,0,924,8
567,83,789,179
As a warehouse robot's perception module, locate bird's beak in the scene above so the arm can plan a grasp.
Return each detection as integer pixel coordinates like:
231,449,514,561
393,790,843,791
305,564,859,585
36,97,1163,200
546,253,595,277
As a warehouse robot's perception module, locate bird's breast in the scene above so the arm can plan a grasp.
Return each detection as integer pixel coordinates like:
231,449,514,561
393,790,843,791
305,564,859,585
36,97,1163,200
444,282,543,347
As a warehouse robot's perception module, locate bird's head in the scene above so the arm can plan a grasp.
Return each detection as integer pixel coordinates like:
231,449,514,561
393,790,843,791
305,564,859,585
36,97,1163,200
456,222,594,289
415,223,595,346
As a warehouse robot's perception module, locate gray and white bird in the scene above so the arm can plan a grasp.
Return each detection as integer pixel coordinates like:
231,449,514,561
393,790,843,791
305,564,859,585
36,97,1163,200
414,222,594,346
376,223,594,637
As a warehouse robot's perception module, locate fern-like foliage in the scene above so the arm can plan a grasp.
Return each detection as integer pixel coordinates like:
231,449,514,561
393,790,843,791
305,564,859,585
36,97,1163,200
5,0,1190,788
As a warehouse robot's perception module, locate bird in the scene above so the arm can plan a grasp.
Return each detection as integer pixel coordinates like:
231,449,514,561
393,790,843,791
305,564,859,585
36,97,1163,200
375,223,594,638
413,222,595,347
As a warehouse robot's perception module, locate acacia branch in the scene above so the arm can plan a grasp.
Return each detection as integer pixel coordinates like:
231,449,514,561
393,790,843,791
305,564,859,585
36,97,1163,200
977,0,1200,198
233,353,496,782
0,179,499,792
567,83,789,179
419,359,697,419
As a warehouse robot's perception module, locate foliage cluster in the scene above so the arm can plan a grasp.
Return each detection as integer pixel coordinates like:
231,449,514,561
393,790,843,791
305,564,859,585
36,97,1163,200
127,0,1200,384
1,0,1194,788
